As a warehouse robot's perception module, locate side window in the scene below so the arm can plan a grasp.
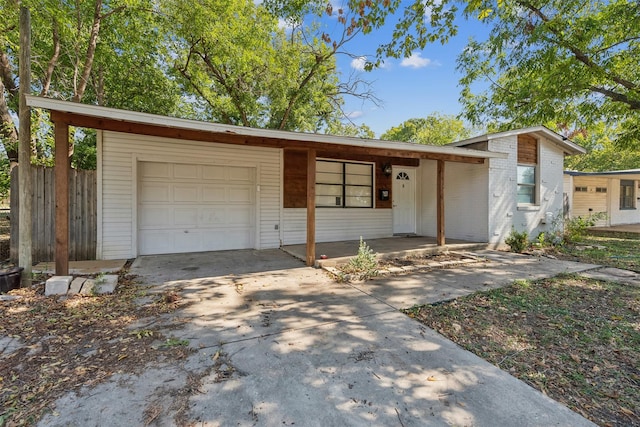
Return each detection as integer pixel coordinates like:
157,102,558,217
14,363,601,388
620,180,635,209
517,134,538,205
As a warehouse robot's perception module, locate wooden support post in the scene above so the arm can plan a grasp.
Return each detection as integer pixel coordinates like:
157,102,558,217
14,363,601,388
437,159,445,246
54,117,70,275
306,148,316,266
18,6,32,285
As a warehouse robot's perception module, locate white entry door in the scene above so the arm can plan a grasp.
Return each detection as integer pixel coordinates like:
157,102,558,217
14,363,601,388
392,167,417,234
138,162,256,255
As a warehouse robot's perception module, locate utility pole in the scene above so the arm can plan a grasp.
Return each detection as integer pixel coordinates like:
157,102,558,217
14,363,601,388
18,6,32,286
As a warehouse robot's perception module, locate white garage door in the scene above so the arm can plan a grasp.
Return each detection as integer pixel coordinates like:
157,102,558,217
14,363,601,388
138,162,256,255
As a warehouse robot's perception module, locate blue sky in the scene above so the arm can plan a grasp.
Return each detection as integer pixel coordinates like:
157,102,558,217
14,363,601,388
312,4,491,137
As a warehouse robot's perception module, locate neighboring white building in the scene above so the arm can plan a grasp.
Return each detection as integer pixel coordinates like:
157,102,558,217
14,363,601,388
26,97,585,261
450,127,585,247
564,169,640,226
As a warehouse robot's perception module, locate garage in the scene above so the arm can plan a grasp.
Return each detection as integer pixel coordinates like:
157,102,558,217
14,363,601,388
138,161,256,255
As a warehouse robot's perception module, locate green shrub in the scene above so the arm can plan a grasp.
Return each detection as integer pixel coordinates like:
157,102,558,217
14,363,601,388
564,212,607,244
505,228,529,253
343,237,378,280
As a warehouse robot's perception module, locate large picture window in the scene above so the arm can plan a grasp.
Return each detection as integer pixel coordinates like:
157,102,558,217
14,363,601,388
316,160,373,208
620,180,635,209
517,165,536,204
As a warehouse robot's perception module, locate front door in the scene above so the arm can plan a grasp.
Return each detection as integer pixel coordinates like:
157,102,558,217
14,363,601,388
392,167,416,234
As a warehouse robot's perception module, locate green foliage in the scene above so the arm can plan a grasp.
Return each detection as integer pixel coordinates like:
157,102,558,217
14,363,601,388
455,0,640,149
0,156,10,201
563,213,607,244
342,237,378,280
272,0,640,148
163,0,369,132
505,228,529,253
325,121,375,139
564,124,640,172
380,113,474,145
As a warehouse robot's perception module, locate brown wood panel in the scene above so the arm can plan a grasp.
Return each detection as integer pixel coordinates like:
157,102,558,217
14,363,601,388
283,149,308,208
518,134,538,164
306,149,316,266
437,160,445,246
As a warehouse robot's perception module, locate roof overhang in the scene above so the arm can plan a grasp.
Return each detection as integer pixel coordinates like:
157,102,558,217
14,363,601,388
564,169,640,178
26,96,507,164
450,126,586,156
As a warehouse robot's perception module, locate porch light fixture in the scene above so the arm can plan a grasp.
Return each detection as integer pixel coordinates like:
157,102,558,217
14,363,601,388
382,163,392,176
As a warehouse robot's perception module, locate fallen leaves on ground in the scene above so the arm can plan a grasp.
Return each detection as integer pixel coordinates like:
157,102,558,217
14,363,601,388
0,271,190,426
404,275,640,427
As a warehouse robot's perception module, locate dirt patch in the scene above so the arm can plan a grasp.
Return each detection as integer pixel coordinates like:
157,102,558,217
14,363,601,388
405,275,640,427
0,271,190,425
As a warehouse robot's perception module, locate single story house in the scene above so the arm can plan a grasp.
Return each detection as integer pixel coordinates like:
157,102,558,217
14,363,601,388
25,96,584,273
563,169,640,226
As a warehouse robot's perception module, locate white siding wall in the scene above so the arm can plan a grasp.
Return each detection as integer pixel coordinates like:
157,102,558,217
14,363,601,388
99,131,281,259
567,176,610,226
418,160,488,241
609,178,640,225
282,209,392,245
487,136,565,246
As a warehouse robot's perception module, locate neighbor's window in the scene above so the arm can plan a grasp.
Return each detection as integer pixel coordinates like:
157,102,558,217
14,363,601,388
575,186,588,192
620,180,635,209
316,160,373,208
517,134,538,205
517,165,536,204
595,187,607,193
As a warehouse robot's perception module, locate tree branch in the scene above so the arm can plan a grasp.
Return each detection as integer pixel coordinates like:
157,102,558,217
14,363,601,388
589,86,640,110
73,0,103,102
520,1,638,93
40,19,61,97
0,51,17,96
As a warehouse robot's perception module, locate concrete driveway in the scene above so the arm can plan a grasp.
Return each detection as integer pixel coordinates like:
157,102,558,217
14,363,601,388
39,249,598,427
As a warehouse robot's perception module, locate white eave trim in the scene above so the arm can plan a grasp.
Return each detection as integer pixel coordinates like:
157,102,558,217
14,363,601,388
26,95,506,160
450,125,586,156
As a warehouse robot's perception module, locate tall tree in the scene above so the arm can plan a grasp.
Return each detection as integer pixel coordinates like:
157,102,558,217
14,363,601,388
164,0,375,132
0,0,185,167
563,123,640,172
269,0,640,147
380,113,473,145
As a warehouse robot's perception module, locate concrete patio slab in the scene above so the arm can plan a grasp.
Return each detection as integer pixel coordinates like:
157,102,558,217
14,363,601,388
282,236,488,267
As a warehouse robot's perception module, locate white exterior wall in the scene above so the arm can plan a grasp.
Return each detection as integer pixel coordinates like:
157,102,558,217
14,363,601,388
417,160,488,241
282,209,392,245
608,177,640,225
565,176,610,226
487,135,565,246
99,131,281,260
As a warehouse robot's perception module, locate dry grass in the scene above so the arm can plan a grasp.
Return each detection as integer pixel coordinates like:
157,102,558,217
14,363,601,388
405,275,640,427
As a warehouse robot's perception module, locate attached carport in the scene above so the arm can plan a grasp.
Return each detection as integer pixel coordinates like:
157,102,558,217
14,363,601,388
26,95,503,275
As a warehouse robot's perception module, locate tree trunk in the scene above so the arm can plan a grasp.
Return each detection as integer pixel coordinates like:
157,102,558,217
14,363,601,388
0,79,19,168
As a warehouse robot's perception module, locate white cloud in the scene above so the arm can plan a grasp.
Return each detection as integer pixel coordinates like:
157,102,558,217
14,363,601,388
351,56,367,71
346,110,363,119
400,52,437,69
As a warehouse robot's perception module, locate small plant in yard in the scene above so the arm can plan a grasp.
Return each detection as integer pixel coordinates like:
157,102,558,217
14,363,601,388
505,228,529,253
340,237,379,280
563,212,607,244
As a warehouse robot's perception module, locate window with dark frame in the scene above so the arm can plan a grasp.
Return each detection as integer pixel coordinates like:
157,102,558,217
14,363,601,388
575,186,588,192
595,187,607,193
316,160,373,208
620,180,635,209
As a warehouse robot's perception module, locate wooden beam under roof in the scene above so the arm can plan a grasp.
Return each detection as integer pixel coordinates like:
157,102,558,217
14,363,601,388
49,111,486,165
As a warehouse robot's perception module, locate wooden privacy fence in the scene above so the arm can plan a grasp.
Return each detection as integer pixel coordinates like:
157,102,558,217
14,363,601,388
10,165,97,263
